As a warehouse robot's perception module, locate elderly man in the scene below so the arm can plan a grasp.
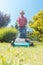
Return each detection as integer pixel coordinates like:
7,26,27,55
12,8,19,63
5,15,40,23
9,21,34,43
17,11,27,38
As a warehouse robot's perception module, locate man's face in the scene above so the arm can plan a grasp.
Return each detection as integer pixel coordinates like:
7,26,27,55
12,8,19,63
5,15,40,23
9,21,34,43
21,14,24,17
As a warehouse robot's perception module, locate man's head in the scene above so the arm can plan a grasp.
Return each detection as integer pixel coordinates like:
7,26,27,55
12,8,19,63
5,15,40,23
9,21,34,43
20,11,25,17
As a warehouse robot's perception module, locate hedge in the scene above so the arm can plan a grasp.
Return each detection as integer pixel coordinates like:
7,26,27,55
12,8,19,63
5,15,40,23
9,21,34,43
0,27,17,42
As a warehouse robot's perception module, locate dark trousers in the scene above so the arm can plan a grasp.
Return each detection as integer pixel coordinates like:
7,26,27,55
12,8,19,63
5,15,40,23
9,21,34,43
18,26,27,38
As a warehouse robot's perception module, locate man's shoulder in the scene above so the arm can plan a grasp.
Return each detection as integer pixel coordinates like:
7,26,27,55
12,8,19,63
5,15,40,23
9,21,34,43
17,17,20,21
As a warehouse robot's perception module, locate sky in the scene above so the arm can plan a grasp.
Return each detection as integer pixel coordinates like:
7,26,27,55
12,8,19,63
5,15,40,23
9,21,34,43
0,0,43,27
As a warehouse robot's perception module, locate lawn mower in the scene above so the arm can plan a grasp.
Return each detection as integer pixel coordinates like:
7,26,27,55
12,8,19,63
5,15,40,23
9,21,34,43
11,38,34,47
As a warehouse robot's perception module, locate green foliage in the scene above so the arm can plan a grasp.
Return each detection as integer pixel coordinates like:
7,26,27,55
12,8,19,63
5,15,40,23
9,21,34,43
27,30,43,41
15,22,18,29
29,10,43,42
30,10,43,34
0,27,17,42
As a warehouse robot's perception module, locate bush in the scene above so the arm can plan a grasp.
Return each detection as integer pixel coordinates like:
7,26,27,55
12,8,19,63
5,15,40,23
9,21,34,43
27,31,43,42
0,27,17,42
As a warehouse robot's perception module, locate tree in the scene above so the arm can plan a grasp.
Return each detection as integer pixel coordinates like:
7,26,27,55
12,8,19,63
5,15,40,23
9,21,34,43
0,11,10,27
15,22,18,29
29,10,43,41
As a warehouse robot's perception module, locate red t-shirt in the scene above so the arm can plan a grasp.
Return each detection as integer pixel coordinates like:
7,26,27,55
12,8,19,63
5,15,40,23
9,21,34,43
17,16,27,27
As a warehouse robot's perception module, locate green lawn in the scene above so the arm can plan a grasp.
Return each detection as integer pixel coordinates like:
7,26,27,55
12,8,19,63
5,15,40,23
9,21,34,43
0,42,43,65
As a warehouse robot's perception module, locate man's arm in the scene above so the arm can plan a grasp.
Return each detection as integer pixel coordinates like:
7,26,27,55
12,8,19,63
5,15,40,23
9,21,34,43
25,18,27,26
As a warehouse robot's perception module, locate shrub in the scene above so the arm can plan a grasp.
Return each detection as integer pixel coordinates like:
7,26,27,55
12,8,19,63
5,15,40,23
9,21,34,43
27,31,43,42
0,27,17,42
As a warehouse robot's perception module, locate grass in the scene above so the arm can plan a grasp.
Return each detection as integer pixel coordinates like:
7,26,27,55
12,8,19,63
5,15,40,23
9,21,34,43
0,41,43,65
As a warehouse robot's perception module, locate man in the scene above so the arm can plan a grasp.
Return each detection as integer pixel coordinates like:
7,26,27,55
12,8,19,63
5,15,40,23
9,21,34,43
17,11,27,38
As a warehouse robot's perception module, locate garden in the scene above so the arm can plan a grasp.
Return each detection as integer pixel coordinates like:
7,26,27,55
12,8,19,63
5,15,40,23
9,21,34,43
0,10,43,65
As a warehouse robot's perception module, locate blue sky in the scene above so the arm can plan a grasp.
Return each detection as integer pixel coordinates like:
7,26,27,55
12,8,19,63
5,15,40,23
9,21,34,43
0,0,43,26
